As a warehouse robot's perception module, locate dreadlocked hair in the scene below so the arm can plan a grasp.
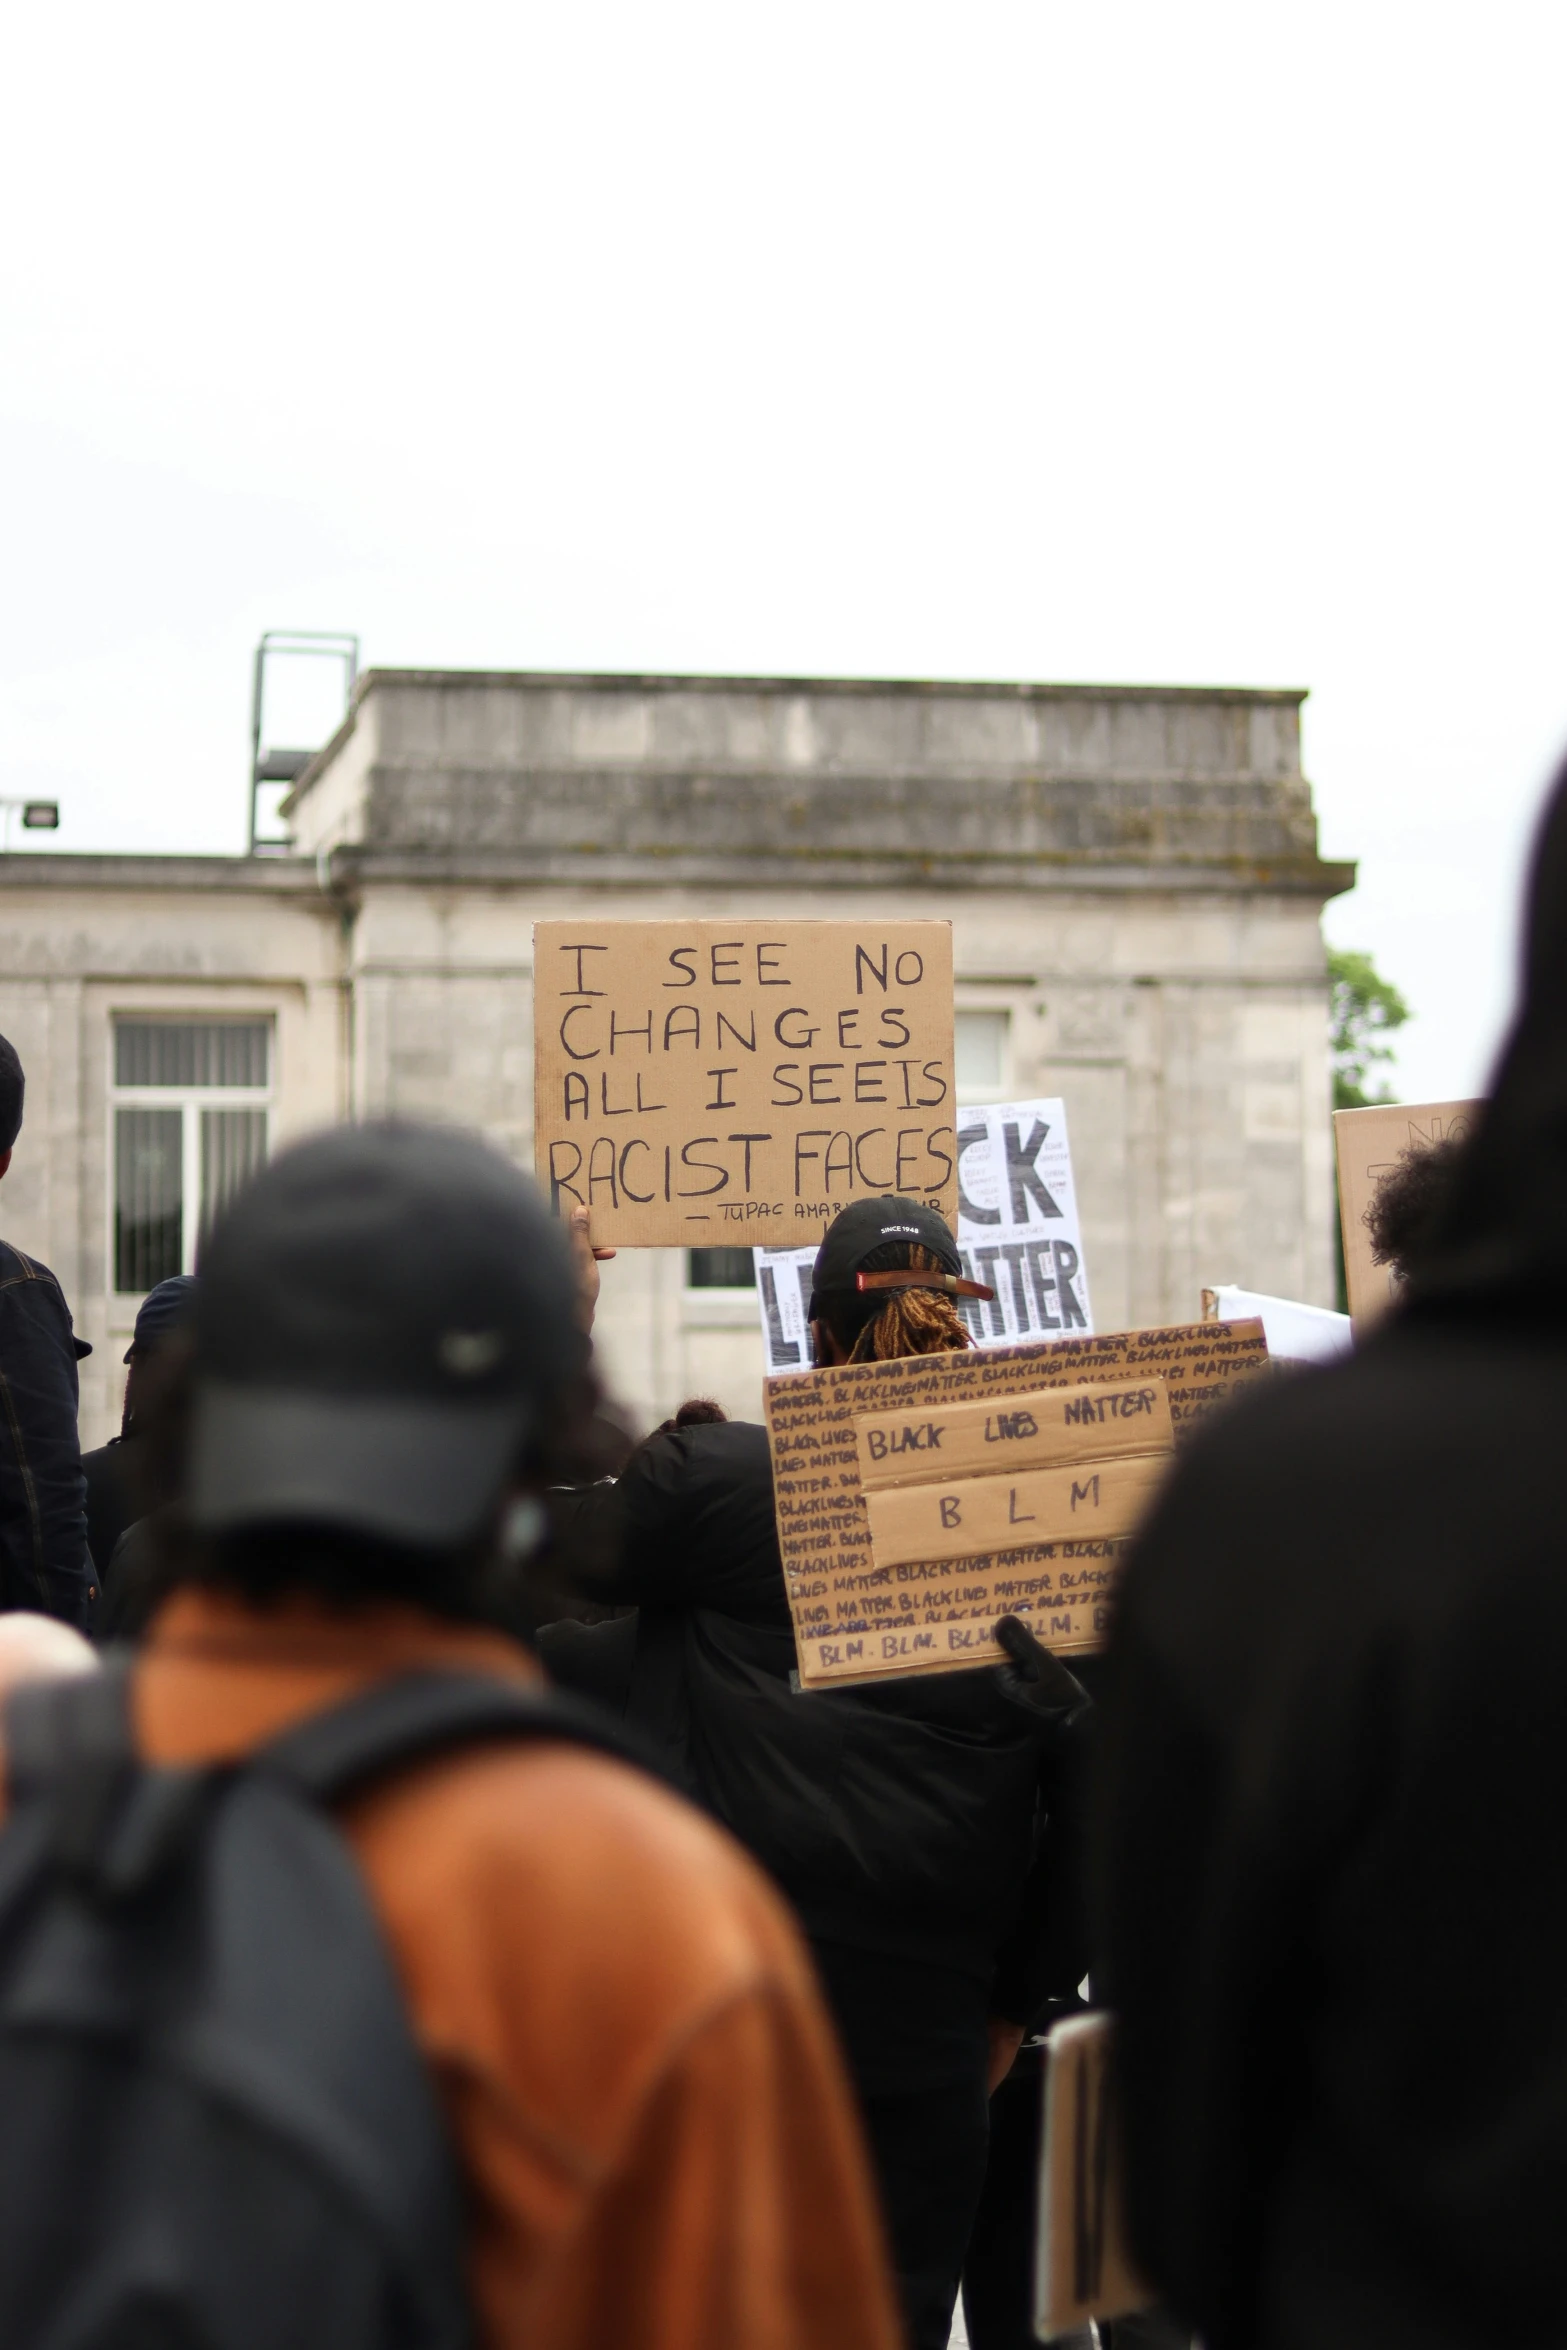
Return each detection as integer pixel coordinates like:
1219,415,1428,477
841,1243,974,1364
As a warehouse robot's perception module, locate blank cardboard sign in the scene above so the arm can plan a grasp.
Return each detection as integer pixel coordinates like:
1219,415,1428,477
533,919,956,1247
764,1322,1267,1689
1334,1099,1482,1327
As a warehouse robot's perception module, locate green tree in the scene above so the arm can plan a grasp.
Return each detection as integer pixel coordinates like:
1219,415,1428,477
1328,946,1410,1111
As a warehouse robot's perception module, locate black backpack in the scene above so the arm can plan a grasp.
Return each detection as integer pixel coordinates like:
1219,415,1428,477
0,1659,647,2350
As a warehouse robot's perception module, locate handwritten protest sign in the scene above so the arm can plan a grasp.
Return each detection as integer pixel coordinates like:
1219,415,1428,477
764,1322,1267,1688
1333,1098,1481,1327
534,920,956,1248
858,1378,1172,1570
855,1378,1174,1487
754,1095,1089,1372
1035,2012,1151,2341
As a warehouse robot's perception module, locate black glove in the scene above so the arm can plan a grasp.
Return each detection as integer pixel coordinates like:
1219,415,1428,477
989,1618,1099,2011
992,1614,1093,1724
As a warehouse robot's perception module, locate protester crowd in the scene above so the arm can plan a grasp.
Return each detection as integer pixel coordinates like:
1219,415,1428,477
0,756,1562,2349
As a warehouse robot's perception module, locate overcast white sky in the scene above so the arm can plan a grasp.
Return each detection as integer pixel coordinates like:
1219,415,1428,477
3,1,1564,1103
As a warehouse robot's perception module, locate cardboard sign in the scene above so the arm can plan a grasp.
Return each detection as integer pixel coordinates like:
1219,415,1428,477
1035,2012,1151,2340
764,1322,1268,1688
854,1378,1173,1487
857,1377,1173,1579
1333,1099,1481,1326
859,1372,1174,1560
754,1094,1089,1372
533,920,956,1248
863,1434,1170,1569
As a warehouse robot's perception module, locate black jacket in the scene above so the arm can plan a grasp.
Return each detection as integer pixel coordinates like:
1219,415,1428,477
0,1241,92,1625
83,1434,136,1585
557,1419,1088,2015
1099,752,1567,2350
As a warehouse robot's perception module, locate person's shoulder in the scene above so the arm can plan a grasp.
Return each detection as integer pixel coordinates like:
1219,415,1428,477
1174,1313,1567,1489
0,1245,76,1343
0,1240,62,1294
645,1417,769,1457
690,1418,771,1468
0,1246,79,1363
346,1731,817,2176
1118,1316,1567,1683
351,1729,808,2017
632,1416,772,1492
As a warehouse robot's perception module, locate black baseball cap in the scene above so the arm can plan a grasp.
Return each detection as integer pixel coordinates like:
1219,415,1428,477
187,1121,586,1546
126,1273,198,1364
808,1195,964,1322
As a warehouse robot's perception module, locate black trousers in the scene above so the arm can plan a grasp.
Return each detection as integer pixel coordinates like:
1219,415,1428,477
812,1940,993,2350
857,2069,993,2350
962,2045,1045,2350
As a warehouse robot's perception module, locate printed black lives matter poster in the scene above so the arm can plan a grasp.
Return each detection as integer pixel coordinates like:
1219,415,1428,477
534,920,956,1247
755,1096,1092,1372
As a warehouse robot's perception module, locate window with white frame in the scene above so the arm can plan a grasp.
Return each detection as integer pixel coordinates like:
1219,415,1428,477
112,1020,272,1293
954,1008,1011,1102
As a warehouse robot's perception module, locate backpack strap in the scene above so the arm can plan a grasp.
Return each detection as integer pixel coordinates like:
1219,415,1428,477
5,1662,138,1871
3,1661,209,1895
5,1659,134,1799
252,1669,658,1807
5,1663,655,1892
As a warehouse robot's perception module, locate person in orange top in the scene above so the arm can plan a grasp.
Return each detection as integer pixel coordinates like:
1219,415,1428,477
61,1122,902,2350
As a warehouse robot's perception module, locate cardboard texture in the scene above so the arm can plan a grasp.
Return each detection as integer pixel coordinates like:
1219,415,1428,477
854,1378,1173,1488
534,919,956,1247
1334,1099,1482,1326
753,1093,1090,1372
864,1449,1170,1570
764,1322,1268,1688
1034,2012,1151,2340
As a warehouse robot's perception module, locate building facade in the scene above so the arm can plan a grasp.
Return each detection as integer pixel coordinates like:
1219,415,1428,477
0,670,1352,1443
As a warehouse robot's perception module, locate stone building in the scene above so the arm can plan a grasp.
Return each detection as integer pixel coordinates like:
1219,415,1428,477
0,668,1352,1444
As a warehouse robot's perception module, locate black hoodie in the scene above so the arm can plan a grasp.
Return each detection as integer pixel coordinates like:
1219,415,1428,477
1098,756,1567,2350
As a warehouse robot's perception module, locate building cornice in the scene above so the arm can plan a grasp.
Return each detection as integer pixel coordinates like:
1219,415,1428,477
330,845,1356,900
0,855,327,894
0,844,1354,904
340,666,1309,705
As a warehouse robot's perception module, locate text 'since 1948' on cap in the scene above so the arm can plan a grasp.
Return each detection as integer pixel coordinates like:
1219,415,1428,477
186,1121,586,1548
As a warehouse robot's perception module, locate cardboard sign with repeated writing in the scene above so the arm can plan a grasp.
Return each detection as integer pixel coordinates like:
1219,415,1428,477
764,1322,1268,1688
534,919,956,1248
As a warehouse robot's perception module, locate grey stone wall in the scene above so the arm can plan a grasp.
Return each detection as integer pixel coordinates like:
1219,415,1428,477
290,671,1349,900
